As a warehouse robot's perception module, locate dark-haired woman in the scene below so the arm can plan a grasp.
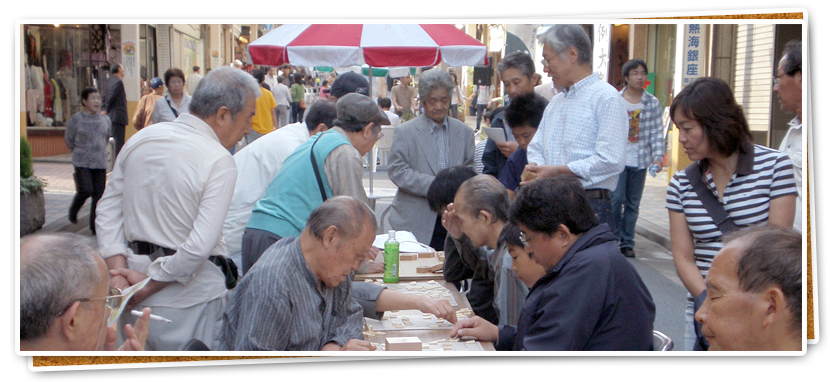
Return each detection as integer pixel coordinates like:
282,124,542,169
665,77,797,350
64,87,111,234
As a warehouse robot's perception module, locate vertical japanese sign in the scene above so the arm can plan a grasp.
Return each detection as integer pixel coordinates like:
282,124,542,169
592,24,611,82
680,24,708,87
122,40,137,79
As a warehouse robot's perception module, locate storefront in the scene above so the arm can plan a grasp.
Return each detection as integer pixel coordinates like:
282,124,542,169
22,24,117,156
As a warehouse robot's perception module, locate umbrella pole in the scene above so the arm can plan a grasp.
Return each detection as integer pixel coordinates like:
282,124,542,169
368,66,374,194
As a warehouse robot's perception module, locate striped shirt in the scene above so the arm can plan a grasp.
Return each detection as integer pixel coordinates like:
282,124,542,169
219,236,364,350
491,243,528,327
428,116,451,170
620,88,665,170
527,73,628,191
666,143,797,300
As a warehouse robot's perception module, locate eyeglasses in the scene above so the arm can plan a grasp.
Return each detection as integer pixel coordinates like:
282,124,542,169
772,74,781,87
55,287,124,317
373,131,385,141
519,231,539,248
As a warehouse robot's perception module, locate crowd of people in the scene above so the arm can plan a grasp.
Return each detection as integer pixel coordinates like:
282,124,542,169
23,24,803,353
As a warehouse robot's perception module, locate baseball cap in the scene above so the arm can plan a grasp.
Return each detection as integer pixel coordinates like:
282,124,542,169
233,59,243,67
330,72,369,99
336,93,391,127
149,77,164,89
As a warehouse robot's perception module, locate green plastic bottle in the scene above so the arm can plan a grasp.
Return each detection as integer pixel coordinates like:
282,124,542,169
383,230,400,283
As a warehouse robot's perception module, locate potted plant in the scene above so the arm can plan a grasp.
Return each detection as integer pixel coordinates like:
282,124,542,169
20,137,47,235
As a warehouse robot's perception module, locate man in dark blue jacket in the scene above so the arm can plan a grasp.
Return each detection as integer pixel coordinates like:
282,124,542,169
451,175,655,350
103,63,128,156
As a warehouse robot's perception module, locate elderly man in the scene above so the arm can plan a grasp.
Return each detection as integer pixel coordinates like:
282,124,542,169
774,40,803,232
695,226,802,351
451,175,655,350
387,68,476,248
525,24,627,226
224,100,336,274
441,175,528,327
534,56,560,101
272,75,293,128
482,52,540,178
95,66,259,351
242,93,389,271
220,196,377,351
20,233,151,351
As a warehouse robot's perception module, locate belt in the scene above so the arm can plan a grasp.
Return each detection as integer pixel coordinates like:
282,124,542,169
128,241,238,289
584,189,611,200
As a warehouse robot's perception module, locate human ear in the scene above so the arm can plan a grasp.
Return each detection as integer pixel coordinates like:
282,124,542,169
59,301,81,342
762,287,786,328
478,209,494,225
322,225,340,249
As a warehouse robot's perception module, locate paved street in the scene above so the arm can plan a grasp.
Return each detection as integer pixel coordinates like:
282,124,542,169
29,115,686,350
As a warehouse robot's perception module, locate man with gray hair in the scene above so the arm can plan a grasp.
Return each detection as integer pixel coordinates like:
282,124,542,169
95,66,260,350
20,233,151,351
221,196,377,351
525,24,627,226
695,226,802,351
242,92,390,271
387,68,476,248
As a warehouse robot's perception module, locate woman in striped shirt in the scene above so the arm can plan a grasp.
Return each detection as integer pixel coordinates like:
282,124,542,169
665,77,797,350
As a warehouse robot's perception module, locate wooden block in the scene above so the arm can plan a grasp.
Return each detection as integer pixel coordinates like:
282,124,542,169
418,251,435,258
429,263,443,272
521,165,537,182
400,253,418,261
386,337,423,351
416,265,433,273
437,251,445,261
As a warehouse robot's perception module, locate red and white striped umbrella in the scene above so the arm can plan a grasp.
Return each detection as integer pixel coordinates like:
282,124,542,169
247,24,489,68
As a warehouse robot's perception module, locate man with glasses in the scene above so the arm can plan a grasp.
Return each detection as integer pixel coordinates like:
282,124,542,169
525,24,628,227
242,92,390,271
774,40,803,232
610,59,665,258
451,175,655,350
20,233,151,351
387,68,476,249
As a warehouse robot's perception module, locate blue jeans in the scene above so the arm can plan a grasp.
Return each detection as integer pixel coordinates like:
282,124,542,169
475,104,487,130
611,167,647,249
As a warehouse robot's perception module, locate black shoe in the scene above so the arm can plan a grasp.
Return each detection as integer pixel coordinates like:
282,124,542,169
621,248,635,258
68,215,78,225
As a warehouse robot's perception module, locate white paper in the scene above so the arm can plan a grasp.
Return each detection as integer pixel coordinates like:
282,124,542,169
482,127,507,143
373,231,435,253
107,277,151,326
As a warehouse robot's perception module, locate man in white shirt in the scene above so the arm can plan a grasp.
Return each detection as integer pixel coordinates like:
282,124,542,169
224,100,336,273
95,66,260,351
264,66,278,90
525,24,627,227
774,40,803,232
378,97,401,127
186,66,203,95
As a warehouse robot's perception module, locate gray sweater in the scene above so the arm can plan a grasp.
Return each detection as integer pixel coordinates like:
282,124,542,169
64,111,111,169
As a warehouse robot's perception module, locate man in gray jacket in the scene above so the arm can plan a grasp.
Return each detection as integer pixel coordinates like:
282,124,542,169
387,68,475,249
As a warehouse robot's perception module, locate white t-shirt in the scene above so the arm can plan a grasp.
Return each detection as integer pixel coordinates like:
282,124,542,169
623,99,644,168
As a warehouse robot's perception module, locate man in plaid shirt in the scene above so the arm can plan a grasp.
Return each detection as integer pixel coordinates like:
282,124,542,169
611,59,665,258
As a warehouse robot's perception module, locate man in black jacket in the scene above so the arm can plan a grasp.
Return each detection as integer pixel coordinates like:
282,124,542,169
451,175,655,350
103,63,128,156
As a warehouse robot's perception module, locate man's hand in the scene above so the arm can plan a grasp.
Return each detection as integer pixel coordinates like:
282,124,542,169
520,164,574,185
441,204,464,240
109,269,167,309
366,246,380,261
450,317,499,343
496,141,519,159
101,307,151,351
321,339,377,351
109,275,131,292
365,261,385,274
415,297,457,324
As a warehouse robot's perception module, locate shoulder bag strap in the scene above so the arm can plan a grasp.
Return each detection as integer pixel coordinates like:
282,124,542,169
684,162,738,235
165,98,179,118
310,134,328,202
